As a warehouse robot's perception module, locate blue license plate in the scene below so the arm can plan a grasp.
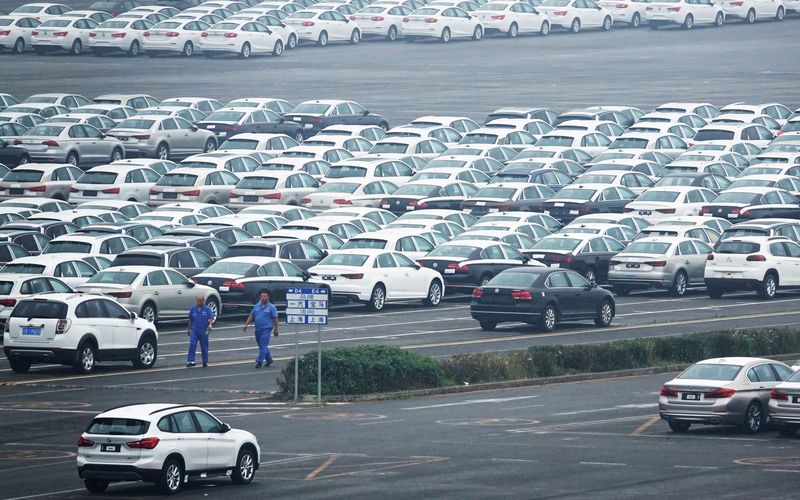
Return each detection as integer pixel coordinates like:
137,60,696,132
21,326,41,336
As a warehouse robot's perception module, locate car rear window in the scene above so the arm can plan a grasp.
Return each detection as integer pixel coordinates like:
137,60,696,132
1,263,45,274
87,271,138,285
0,281,14,295
45,241,92,254
5,170,45,183
77,171,119,185
488,272,537,288
224,245,275,257
87,418,150,435
237,176,278,189
112,254,163,266
678,363,741,381
715,241,760,254
11,300,68,319
341,238,387,250
694,130,735,141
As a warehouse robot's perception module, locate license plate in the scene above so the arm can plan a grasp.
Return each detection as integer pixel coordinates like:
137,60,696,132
322,275,336,281
476,201,485,206
10,188,23,195
639,210,652,216
101,444,120,453
569,210,579,215
162,192,178,199
554,203,564,207
549,263,560,268
244,196,258,202
682,393,701,401
293,117,301,121
220,286,229,292
444,268,455,274
793,396,800,404
208,124,216,129
84,190,97,197
21,326,41,336
626,263,640,268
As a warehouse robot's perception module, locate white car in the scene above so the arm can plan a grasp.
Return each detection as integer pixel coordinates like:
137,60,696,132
302,179,398,210
229,170,319,208
69,164,161,204
284,9,362,46
322,158,414,184
533,130,612,156
76,404,259,494
31,16,98,55
353,4,411,39
309,249,444,310
8,3,71,22
597,0,649,26
646,0,725,28
305,134,375,155
705,236,800,299
722,0,785,22
1,254,99,287
403,6,484,42
88,17,153,56
143,19,210,57
538,0,613,32
200,20,286,58
474,1,551,36
0,16,41,53
0,274,73,329
4,293,157,374
226,13,299,48
607,132,689,159
574,170,656,195
624,186,718,220
148,167,240,207
340,228,438,260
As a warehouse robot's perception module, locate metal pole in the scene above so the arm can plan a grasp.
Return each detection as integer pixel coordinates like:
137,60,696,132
293,323,299,403
317,323,322,403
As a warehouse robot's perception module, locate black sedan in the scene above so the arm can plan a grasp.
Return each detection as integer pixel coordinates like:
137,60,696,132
197,109,305,143
380,180,477,214
221,237,327,270
0,138,30,167
526,233,626,284
700,188,800,221
540,185,638,224
283,100,389,138
470,267,615,332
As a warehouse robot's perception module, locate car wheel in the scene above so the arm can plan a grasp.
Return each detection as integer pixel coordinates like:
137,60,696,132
273,40,283,56
776,6,785,20
582,267,597,284
778,424,797,437
74,342,96,375
288,33,297,48
570,18,581,33
206,297,220,318
540,304,557,332
140,302,157,323
387,25,398,41
479,274,492,287
19,154,30,165
670,271,687,297
668,420,690,433
366,284,386,311
318,30,328,47
479,320,496,331
379,121,389,131
745,8,755,23
83,479,109,493
156,142,169,160
602,15,612,30
239,42,251,59
440,27,451,43
507,22,518,38
540,20,550,35
423,280,442,307
594,300,613,327
758,273,777,300
715,11,724,25
294,131,305,143
71,39,82,56
128,40,140,56
231,447,257,484
8,357,31,373
203,138,217,152
708,285,724,299
683,14,694,29
630,12,641,27
132,335,157,369
158,458,183,494
111,147,123,162
613,286,630,296
472,25,483,40
743,401,764,433
66,151,79,166
13,37,25,54
350,29,360,44
182,41,193,57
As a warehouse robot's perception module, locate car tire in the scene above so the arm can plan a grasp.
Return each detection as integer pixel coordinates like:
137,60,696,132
294,131,305,143
714,11,724,25
630,12,641,27
745,8,755,23
602,15,612,30
206,297,220,318
132,334,157,369
273,40,283,56
594,300,613,327
366,284,386,311
128,40,140,56
317,30,328,47
776,6,785,20
13,37,25,54
472,25,483,40
540,20,550,35
8,358,31,373
778,424,797,437
66,151,79,166
707,285,724,299
582,267,597,284
231,447,257,484
387,25,398,41
440,27,451,42
182,41,193,57
682,14,693,29
758,273,777,300
479,320,497,331
743,401,764,433
140,302,157,323
156,142,169,160
83,479,109,493
350,29,360,44
668,420,690,433
613,286,630,296
71,39,82,56
19,154,30,165
540,304,557,332
74,341,96,375
288,33,297,49
670,271,688,297
479,274,492,287
570,18,581,33
507,22,518,38
111,147,123,162
239,42,251,59
423,280,442,307
157,458,183,494
203,138,217,152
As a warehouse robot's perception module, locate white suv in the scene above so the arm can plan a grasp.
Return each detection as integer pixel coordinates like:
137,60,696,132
77,404,260,494
704,236,800,299
3,293,158,374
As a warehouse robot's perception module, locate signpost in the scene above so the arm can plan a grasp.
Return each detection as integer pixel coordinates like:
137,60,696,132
285,287,329,402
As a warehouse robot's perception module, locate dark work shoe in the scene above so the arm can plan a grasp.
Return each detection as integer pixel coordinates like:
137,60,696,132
202,363,208,368
266,360,273,368
255,362,262,368
186,363,195,368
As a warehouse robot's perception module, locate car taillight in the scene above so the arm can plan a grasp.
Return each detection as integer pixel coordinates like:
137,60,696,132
333,198,352,205
109,291,132,298
746,254,766,261
341,273,364,279
371,15,384,20
699,207,709,214
69,187,79,192
553,10,568,15
551,254,573,264
42,140,60,147
472,288,484,299
622,208,633,213
456,264,469,271
12,139,22,145
222,280,245,290
301,197,311,204
491,14,505,19
730,208,740,215
655,208,676,214
0,298,16,307
615,2,628,7
230,193,240,198
402,16,409,22
667,6,681,11
28,185,46,192
425,17,438,23
263,193,281,199
704,388,735,399
729,0,743,4
645,260,667,267
707,254,714,261
53,31,68,37
166,31,179,37
224,32,238,38
88,32,96,37
308,117,324,124
102,187,120,194
416,201,428,209
578,206,592,214
739,210,750,218
181,189,200,197
126,437,160,449
660,386,678,397
0,30,10,36
56,319,71,335
149,188,159,195
31,31,39,36
143,31,150,36
200,31,209,37
771,389,789,400
349,15,356,20
112,32,126,38
78,436,95,447
608,260,621,266
511,290,532,301
301,21,315,26
646,6,653,9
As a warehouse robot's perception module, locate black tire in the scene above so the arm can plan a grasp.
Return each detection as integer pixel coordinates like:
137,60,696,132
745,8,755,23
19,154,30,165
273,40,283,56
570,18,581,33
479,320,497,331
294,131,305,143
778,424,797,437
683,14,694,29
66,151,79,166
440,27,451,43
239,42,251,59
111,147,123,162
507,22,518,38
715,11,724,25
478,274,492,287
182,41,193,57
366,284,386,311
582,267,597,284
288,33,297,48
387,25,398,41
140,301,157,323
708,285,724,299
13,37,25,54
83,478,109,493
71,39,82,56
472,25,483,40
630,12,641,27
8,358,31,373
231,447,257,484
318,30,328,47
758,273,777,300
540,304,557,332
668,420,691,433
423,280,443,307
594,300,613,327
670,271,688,297
613,286,631,296
350,29,360,44
132,334,157,369
128,40,140,56
203,138,216,152
74,342,96,375
156,142,169,160
776,6,785,20
602,15,612,31
157,458,183,494
540,20,550,35
743,401,764,433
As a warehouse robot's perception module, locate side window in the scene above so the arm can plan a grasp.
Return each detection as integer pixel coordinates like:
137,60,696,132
546,272,569,288
752,363,778,382
146,271,169,286
191,250,212,268
172,411,199,433
770,243,789,257
192,411,221,433
394,253,417,268
589,239,608,252
48,278,72,293
677,241,697,255
397,237,417,252
482,245,505,260
282,262,306,278
375,253,396,268
76,299,105,318
772,363,794,381
75,261,96,278
56,262,78,278
157,416,173,433
102,299,131,320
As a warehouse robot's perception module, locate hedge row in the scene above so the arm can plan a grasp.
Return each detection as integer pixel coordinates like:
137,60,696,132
276,329,800,396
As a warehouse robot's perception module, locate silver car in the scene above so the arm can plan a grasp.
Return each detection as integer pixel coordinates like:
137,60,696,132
0,163,82,201
76,265,221,323
607,237,713,296
768,369,800,436
107,115,217,160
660,357,793,434
13,123,125,166
148,168,240,207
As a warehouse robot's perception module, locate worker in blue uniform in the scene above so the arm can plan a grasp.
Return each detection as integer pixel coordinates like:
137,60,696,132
187,294,216,367
243,290,279,368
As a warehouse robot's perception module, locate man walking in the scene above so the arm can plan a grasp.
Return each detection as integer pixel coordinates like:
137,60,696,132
243,291,279,368
187,294,216,368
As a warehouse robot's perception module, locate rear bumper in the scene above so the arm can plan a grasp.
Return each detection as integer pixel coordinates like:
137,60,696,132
4,346,76,365
769,411,800,425
471,304,542,323
78,464,161,483
704,277,761,291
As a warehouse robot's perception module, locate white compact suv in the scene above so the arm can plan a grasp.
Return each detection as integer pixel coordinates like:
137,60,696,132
3,293,158,374
77,404,261,494
704,236,800,299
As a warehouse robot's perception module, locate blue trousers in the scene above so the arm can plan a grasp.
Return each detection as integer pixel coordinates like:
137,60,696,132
255,328,272,364
188,331,209,364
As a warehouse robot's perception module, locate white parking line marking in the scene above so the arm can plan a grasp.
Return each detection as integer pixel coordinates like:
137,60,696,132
358,419,405,426
403,395,539,410
674,465,719,470
4,487,87,500
0,388,84,398
490,458,537,463
580,462,626,466
552,403,657,416
762,469,800,473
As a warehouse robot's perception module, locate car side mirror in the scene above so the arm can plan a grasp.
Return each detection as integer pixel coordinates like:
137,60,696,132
585,280,596,290
302,271,310,281
522,255,530,263
220,423,231,433
130,311,137,321
191,126,198,131
362,110,369,116
321,250,329,258
414,263,421,270
186,281,195,288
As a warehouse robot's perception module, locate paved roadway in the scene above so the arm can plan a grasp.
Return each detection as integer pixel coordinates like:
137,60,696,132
0,16,798,124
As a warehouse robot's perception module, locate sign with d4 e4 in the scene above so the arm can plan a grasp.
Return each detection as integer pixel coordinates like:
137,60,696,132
285,287,329,325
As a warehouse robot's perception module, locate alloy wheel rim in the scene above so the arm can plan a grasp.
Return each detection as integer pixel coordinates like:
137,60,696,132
374,288,385,309
184,43,192,56
676,274,686,294
289,35,296,48
82,348,94,371
166,464,180,490
143,306,155,322
601,304,612,324
545,308,556,329
585,270,595,282
429,284,441,305
767,279,776,296
748,405,761,430
207,301,218,316
140,343,155,365
240,454,254,480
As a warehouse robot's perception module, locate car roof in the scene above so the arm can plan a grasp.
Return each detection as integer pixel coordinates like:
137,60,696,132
96,403,200,419
695,357,774,367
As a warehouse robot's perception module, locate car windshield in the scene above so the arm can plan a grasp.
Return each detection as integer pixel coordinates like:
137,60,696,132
220,139,258,150
27,125,64,136
637,191,680,202
341,238,387,249
678,363,741,381
729,180,772,188
317,182,358,194
656,176,695,187
553,188,595,201
86,418,150,436
180,162,216,169
117,119,155,130
473,187,515,198
461,134,499,144
694,130,735,141
4,170,44,182
622,241,671,254
425,159,466,169
1,263,45,274
489,271,537,287
371,143,409,154
45,241,92,253
712,192,758,204
87,271,138,285
317,253,369,266
204,261,258,275
112,254,163,266
156,174,198,187
536,136,573,147
577,174,615,184
542,0,569,5
12,5,44,12
743,167,782,175
533,238,581,251
77,171,118,185
237,176,278,189
327,166,367,178
610,138,649,149
722,228,768,238
10,300,67,318
426,245,477,258
291,103,331,114
478,3,508,10
716,241,760,254
205,111,244,122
